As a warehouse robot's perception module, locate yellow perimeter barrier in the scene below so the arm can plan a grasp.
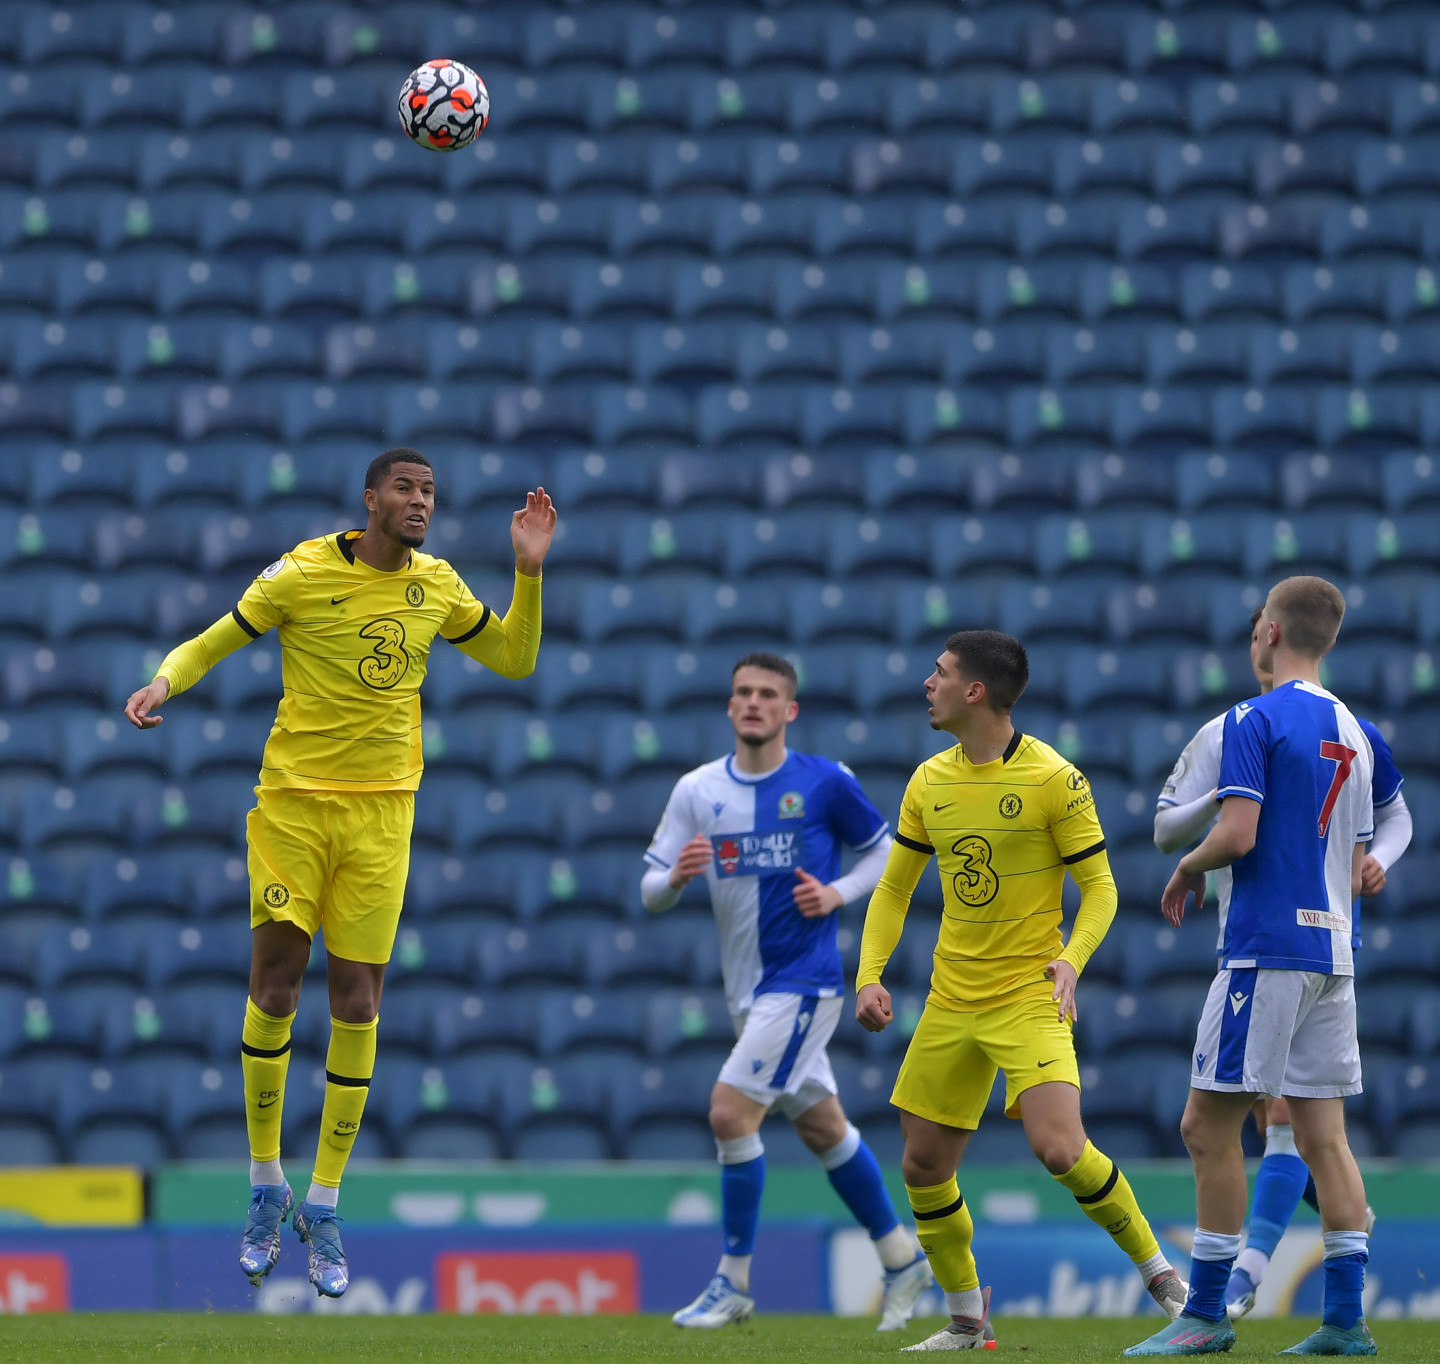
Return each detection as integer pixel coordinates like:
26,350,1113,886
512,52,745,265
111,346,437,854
0,1168,143,1226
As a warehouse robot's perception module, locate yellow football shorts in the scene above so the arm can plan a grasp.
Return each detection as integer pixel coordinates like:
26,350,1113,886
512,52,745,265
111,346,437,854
891,990,1082,1129
246,788,415,965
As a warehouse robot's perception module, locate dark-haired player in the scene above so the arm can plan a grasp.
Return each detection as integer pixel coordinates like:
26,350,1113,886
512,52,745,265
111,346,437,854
643,653,932,1331
124,449,555,1298
857,630,1186,1353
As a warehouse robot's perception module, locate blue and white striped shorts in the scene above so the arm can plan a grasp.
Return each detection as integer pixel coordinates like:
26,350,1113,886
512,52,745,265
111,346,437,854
1190,967,1361,1100
719,992,843,1117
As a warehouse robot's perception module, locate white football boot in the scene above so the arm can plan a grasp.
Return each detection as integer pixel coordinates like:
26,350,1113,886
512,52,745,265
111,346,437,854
672,1273,755,1329
1146,1268,1190,1321
902,1285,995,1351
878,1252,935,1332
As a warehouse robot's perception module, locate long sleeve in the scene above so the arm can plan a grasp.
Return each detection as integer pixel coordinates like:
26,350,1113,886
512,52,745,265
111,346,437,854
831,833,893,906
154,611,256,697
1153,789,1219,853
856,839,931,990
640,866,681,913
1369,792,1412,872
449,570,541,679
1057,848,1118,976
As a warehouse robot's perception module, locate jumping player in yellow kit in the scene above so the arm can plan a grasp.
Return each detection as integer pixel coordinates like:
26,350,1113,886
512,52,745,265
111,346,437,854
123,449,555,1297
856,630,1187,1351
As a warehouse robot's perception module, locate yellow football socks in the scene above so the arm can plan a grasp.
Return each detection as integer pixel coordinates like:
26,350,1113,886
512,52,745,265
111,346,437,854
240,998,294,1166
311,1015,378,1190
906,1177,980,1293
1054,1140,1164,1268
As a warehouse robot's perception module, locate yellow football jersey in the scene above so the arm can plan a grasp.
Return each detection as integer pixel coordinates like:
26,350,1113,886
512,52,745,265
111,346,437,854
886,731,1109,1010
156,530,540,792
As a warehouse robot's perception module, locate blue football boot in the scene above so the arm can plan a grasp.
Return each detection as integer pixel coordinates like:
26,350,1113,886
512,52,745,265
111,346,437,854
293,1200,349,1298
1124,1313,1237,1356
1279,1321,1377,1356
239,1182,293,1286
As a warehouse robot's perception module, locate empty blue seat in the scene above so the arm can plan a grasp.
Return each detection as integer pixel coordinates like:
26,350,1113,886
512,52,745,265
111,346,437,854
478,924,584,990
999,580,1109,642
382,1057,502,1160
500,1057,612,1160
1120,921,1220,988
1033,512,1142,576
146,920,251,990
429,991,537,1060
1079,984,1200,1056
1065,646,1176,712
645,989,734,1058
610,1058,715,1161
789,579,893,643
535,989,647,1058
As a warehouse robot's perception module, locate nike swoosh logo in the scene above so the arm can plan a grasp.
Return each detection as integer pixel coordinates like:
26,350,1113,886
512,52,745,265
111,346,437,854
1037,1059,1058,1068
331,595,354,605
257,1098,279,1108
934,801,954,811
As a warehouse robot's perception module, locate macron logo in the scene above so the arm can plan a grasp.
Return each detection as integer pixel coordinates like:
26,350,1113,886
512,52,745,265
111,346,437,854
1229,991,1249,1016
1233,702,1254,724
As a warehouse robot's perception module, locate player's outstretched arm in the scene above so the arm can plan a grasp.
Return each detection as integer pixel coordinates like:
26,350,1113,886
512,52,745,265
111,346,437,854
123,676,170,730
449,489,557,679
124,608,261,729
511,487,556,577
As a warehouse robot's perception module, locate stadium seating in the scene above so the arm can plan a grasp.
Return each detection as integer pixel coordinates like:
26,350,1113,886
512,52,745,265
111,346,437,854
0,0,1437,1165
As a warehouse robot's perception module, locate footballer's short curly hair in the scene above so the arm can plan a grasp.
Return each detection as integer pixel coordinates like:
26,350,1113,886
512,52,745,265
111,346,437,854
366,447,434,490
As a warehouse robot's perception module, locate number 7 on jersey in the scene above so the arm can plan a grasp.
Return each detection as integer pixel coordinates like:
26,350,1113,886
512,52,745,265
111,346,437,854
1317,740,1357,838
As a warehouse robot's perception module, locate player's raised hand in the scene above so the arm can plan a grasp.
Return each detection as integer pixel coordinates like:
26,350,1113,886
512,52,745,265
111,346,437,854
793,868,842,919
1161,864,1207,927
123,677,170,730
667,834,714,891
1044,959,1079,1024
1358,854,1386,897
511,487,557,577
856,982,893,1033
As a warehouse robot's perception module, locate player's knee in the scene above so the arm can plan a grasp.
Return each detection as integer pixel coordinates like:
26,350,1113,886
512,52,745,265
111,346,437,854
251,980,299,1019
708,1098,749,1142
1290,1125,1346,1169
900,1145,951,1188
1031,1135,1083,1175
328,979,380,1025
1179,1106,1224,1160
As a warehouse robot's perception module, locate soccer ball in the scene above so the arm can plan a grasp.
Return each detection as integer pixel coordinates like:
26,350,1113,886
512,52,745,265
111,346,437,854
397,59,489,152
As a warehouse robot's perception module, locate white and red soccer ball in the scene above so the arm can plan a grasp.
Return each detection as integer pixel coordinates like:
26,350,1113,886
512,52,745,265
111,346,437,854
398,59,489,152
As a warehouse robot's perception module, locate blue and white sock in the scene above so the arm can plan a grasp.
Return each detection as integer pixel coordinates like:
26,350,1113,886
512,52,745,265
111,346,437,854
817,1123,913,1271
1321,1230,1368,1331
716,1133,765,1293
1186,1229,1242,1323
1236,1124,1310,1286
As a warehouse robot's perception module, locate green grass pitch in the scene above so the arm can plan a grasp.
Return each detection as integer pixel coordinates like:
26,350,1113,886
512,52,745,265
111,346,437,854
0,1316,1435,1362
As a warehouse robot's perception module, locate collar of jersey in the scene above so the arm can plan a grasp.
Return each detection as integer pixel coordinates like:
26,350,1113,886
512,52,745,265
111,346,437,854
958,729,1024,769
337,529,413,574
724,750,790,785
